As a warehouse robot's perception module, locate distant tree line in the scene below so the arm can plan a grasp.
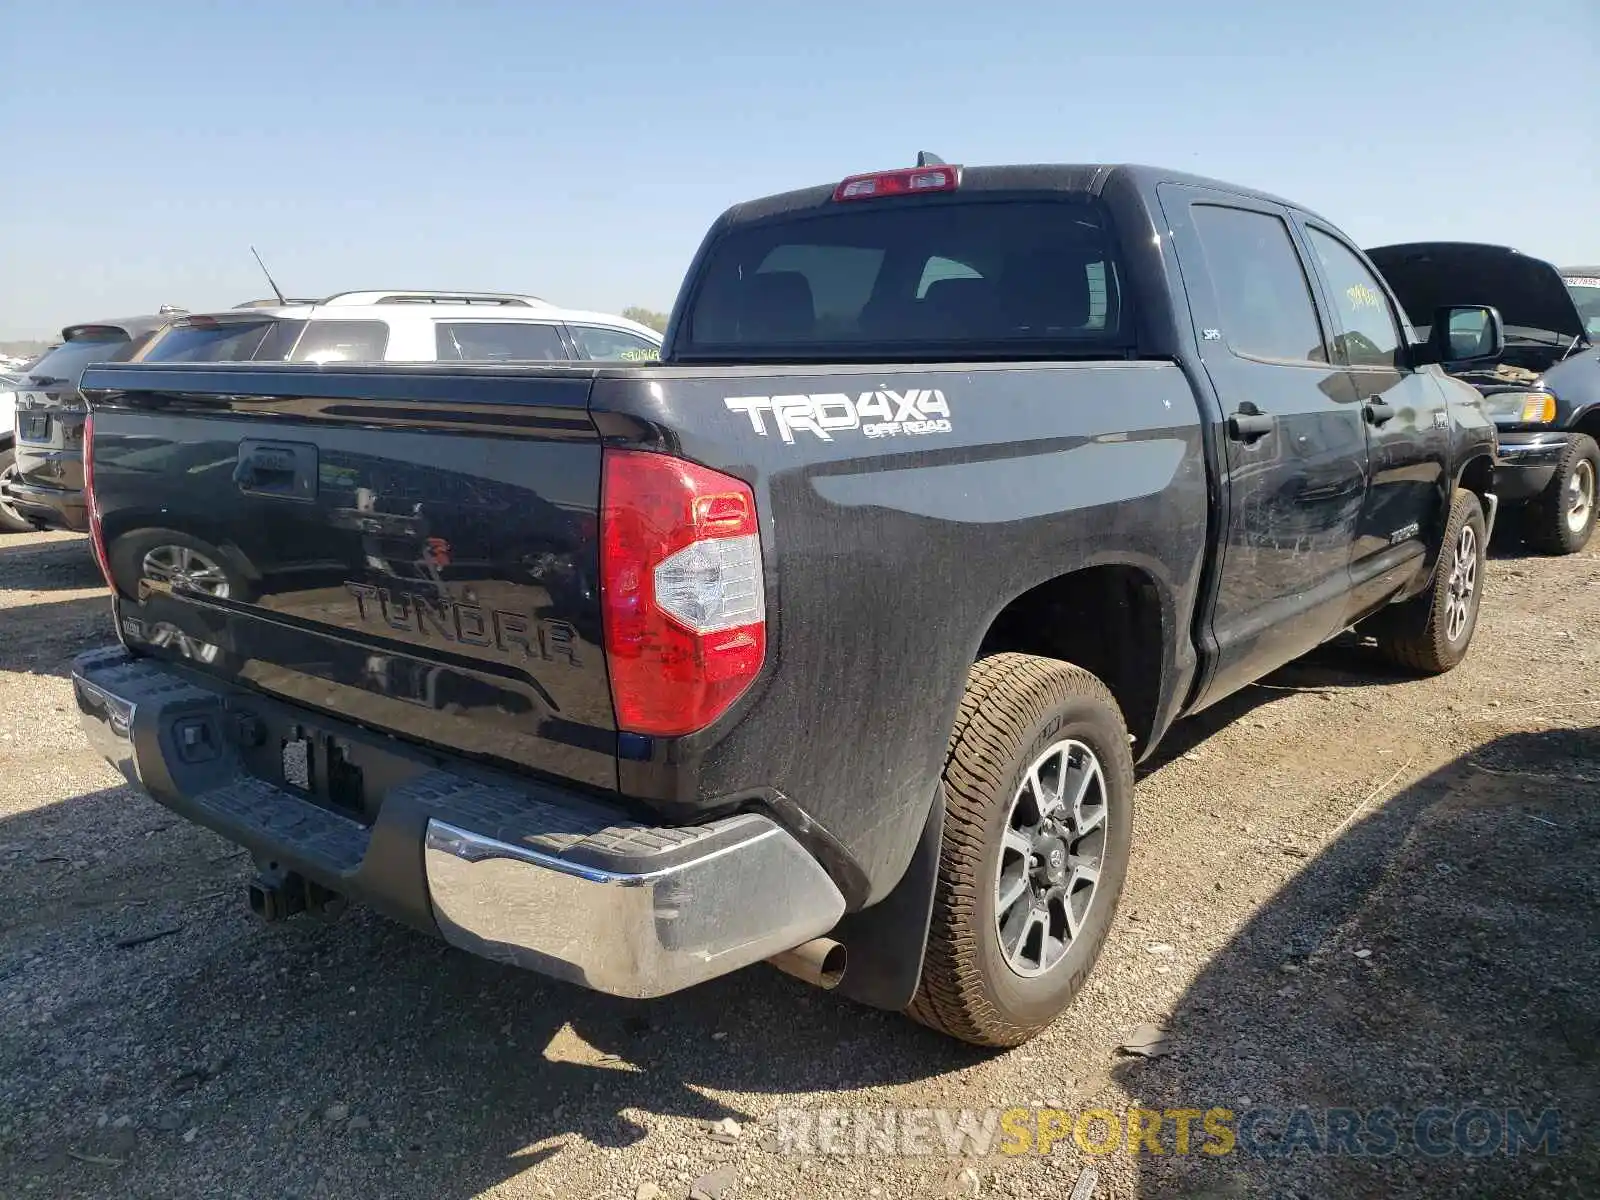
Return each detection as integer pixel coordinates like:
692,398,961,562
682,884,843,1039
622,307,669,333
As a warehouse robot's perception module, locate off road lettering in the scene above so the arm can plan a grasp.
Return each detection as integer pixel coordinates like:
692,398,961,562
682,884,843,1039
724,389,953,443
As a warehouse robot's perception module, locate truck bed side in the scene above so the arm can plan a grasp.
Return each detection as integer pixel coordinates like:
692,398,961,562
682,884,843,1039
589,359,1207,902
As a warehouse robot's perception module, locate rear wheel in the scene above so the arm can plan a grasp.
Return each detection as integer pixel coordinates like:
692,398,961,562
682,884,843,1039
1372,489,1485,674
1527,434,1598,555
908,653,1134,1047
0,447,33,533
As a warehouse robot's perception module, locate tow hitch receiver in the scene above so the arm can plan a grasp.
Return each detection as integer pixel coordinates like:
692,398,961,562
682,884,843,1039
247,864,347,922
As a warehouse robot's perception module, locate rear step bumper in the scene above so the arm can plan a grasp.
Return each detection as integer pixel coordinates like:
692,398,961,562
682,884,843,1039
72,646,845,998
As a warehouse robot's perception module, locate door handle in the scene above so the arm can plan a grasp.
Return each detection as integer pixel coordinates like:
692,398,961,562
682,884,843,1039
1364,401,1396,427
1227,410,1275,443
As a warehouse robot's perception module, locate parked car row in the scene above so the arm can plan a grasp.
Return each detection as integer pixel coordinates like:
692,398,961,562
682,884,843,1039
1,292,662,534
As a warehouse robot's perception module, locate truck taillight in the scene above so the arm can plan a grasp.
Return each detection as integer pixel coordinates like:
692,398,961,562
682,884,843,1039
600,449,766,737
82,412,115,592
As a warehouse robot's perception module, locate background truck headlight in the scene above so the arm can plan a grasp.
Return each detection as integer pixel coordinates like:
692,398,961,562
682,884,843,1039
1483,391,1557,425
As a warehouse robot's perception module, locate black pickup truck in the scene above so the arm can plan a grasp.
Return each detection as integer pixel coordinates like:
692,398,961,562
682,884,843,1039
73,162,1500,1047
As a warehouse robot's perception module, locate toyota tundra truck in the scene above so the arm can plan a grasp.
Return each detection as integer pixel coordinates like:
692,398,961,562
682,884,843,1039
72,161,1499,1047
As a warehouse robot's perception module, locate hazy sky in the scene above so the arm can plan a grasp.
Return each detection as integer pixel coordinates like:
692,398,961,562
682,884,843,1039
2,0,1596,339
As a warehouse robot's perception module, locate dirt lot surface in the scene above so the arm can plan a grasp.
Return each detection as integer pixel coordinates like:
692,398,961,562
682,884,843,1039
1,527,1596,1199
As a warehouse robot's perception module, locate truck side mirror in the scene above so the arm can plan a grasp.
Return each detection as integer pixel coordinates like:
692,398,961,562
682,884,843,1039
1419,304,1504,366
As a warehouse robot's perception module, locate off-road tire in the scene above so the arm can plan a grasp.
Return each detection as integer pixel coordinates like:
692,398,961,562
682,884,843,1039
907,653,1134,1048
1527,433,1599,555
1373,489,1485,674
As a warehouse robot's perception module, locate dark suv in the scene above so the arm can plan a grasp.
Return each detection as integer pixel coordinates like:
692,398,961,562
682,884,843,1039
4,314,182,532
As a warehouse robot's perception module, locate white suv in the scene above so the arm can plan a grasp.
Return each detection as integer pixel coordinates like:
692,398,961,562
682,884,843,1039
134,291,663,366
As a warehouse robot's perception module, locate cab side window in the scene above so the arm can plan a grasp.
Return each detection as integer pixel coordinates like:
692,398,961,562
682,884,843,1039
1305,229,1403,368
1191,205,1328,364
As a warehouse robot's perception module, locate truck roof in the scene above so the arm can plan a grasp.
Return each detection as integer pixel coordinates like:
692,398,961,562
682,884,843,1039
718,163,1324,227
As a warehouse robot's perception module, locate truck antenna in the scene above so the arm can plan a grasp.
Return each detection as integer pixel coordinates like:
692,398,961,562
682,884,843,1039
250,246,288,306
916,151,946,167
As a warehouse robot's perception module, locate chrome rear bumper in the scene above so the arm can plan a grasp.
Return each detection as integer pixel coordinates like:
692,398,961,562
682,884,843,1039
73,646,845,998
424,816,846,996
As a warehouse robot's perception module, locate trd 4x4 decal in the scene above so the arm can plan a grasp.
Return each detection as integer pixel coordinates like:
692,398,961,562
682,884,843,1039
724,389,952,444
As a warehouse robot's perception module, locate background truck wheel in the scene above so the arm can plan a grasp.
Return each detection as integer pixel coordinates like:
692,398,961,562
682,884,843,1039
1527,434,1599,555
0,447,33,533
1371,489,1486,674
907,653,1134,1048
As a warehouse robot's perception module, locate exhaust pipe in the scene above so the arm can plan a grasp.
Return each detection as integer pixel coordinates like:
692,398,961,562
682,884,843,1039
767,937,847,990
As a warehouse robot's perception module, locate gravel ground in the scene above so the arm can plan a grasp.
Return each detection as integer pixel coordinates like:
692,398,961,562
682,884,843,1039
1,527,1596,1199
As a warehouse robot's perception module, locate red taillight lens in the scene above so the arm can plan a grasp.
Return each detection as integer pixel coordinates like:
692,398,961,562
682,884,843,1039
82,412,115,592
833,164,962,202
601,449,766,737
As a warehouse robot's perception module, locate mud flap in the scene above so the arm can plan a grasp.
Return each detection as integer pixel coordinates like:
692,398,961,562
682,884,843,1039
832,785,944,1011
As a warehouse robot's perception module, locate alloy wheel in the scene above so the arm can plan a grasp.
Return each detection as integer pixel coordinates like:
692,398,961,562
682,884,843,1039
1567,459,1595,535
994,738,1109,978
1444,523,1477,643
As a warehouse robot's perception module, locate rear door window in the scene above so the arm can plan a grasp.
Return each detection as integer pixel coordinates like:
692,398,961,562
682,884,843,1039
435,322,568,361
568,326,661,362
1304,229,1403,367
288,320,390,364
1189,205,1328,364
680,198,1128,360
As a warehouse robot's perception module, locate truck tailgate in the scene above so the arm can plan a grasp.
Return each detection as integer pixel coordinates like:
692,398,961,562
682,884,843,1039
79,363,617,791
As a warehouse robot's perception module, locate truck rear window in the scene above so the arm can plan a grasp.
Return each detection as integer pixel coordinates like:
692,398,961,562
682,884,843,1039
680,198,1128,360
